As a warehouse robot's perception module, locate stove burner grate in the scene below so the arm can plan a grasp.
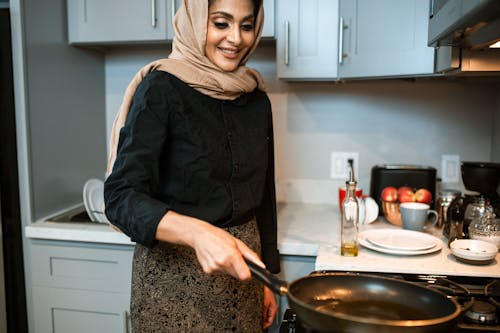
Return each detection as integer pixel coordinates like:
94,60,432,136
464,300,498,325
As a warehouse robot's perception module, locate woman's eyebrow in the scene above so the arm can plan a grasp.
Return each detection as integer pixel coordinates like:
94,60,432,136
209,11,254,21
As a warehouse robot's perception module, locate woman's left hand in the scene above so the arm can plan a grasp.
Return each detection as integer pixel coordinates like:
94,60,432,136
263,286,277,329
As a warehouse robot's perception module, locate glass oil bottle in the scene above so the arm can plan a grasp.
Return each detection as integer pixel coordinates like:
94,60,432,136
341,159,359,256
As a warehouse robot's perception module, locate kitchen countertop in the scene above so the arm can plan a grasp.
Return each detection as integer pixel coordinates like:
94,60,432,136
316,221,500,278
25,202,336,256
25,203,500,278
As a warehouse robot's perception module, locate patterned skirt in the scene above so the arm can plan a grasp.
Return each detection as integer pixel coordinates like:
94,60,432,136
130,219,263,332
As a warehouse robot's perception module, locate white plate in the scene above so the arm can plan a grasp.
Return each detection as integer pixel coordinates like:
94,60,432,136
359,229,442,256
450,239,497,262
83,178,108,223
364,229,437,251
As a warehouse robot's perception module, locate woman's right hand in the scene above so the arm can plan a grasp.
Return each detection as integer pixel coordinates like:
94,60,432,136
155,211,264,280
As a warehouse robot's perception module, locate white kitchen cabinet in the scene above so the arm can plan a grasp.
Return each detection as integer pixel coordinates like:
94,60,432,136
67,0,176,44
67,0,274,44
32,287,131,333
276,0,434,80
338,0,435,78
30,240,133,333
262,0,275,38
276,0,340,79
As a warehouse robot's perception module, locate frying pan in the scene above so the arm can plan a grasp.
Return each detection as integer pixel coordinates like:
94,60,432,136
246,261,461,333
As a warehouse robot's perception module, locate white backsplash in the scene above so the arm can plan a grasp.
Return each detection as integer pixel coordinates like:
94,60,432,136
104,44,500,202
276,178,339,204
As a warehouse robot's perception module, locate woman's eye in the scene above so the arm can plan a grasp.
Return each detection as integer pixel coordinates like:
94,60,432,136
241,23,254,31
214,22,228,29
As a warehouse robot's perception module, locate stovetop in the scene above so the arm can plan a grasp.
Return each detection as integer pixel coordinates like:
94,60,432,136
279,272,500,333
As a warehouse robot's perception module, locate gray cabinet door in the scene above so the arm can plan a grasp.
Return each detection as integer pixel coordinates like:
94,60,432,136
30,241,133,333
67,0,174,44
32,287,131,333
262,0,275,38
339,0,434,78
275,255,315,327
30,241,133,292
276,0,340,79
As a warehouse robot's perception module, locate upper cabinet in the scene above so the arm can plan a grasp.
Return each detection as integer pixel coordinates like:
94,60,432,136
276,0,435,80
67,0,274,45
276,0,340,79
262,0,275,38
67,0,176,44
339,0,434,78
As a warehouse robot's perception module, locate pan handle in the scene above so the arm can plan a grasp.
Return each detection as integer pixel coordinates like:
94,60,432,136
245,259,289,296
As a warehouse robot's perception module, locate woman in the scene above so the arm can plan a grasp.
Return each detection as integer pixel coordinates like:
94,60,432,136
104,0,280,331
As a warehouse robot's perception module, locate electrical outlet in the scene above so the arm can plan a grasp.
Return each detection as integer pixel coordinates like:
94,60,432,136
441,154,460,183
331,152,359,180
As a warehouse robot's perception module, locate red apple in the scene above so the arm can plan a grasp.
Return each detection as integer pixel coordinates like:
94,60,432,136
398,186,415,203
415,188,432,204
381,186,398,202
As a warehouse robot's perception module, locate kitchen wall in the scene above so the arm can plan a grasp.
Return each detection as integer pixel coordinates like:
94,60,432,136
105,43,500,204
493,88,500,162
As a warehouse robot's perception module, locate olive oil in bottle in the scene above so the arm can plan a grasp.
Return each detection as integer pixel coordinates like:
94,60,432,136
341,159,359,256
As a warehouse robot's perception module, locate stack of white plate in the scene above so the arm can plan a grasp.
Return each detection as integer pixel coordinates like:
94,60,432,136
83,178,109,223
358,229,442,255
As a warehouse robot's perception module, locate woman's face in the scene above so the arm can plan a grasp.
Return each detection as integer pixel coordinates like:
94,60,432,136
206,0,256,72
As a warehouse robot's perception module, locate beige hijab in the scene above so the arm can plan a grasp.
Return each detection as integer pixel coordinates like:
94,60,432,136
106,0,266,175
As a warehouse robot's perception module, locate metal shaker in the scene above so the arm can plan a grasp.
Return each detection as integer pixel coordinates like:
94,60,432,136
437,189,461,229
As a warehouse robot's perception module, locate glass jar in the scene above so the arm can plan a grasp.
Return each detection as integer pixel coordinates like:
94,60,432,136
468,208,500,248
463,196,489,238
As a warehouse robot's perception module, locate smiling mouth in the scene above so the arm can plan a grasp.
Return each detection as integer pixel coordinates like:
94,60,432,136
218,47,240,58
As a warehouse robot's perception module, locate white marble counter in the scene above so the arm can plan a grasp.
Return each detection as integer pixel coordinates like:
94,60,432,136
24,203,500,277
25,219,134,245
315,221,500,278
276,202,337,256
25,202,337,256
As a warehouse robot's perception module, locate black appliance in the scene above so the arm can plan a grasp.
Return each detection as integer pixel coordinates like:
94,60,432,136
444,162,500,239
0,6,29,333
369,164,437,212
279,272,500,333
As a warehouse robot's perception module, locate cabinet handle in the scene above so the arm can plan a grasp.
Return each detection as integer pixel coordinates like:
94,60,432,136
151,0,157,28
83,0,88,22
123,311,131,333
284,20,290,66
171,0,176,26
338,16,345,65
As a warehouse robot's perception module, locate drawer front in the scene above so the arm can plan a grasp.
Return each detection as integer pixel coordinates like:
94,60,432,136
30,240,133,293
32,286,131,333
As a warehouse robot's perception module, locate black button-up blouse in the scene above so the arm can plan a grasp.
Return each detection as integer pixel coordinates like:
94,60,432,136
104,71,280,273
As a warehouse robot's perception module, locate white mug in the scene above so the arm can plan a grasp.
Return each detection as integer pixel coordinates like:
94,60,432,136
359,196,379,225
400,202,438,231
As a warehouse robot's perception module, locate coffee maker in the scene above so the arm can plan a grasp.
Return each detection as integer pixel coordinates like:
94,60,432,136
444,162,500,240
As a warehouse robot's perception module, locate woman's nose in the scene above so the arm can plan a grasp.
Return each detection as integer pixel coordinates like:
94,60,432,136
227,26,242,45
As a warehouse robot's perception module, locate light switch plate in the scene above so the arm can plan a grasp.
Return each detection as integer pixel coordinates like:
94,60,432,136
331,152,359,180
441,154,460,183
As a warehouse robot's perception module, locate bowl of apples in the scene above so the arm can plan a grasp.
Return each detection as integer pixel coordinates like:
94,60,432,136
380,186,432,227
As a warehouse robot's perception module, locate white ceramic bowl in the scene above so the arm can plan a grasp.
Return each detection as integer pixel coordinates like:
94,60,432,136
450,239,498,265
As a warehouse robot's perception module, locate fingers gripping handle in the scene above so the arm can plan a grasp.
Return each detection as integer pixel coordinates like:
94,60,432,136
244,259,288,296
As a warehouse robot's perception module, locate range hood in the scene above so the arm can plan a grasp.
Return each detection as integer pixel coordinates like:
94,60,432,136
429,0,500,49
428,0,500,75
